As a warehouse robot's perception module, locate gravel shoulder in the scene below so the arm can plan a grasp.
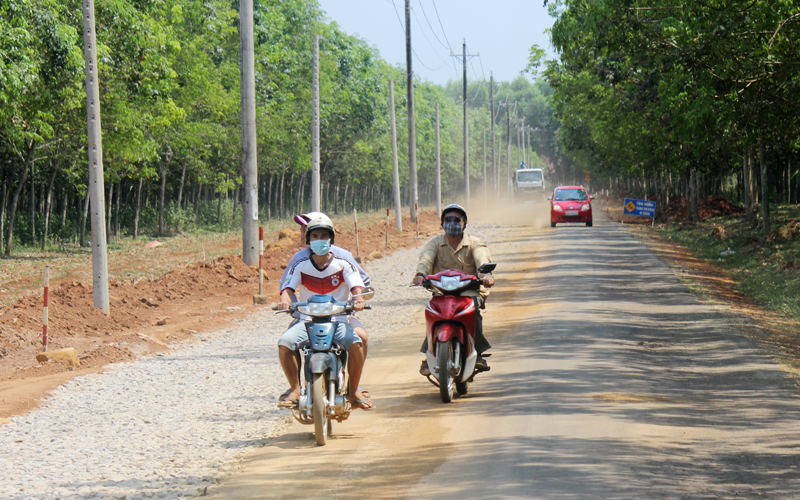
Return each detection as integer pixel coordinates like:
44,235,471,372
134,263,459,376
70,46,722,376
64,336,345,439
0,223,506,500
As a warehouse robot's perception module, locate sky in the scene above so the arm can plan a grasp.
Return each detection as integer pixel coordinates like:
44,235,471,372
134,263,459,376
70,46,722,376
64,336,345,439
316,0,557,87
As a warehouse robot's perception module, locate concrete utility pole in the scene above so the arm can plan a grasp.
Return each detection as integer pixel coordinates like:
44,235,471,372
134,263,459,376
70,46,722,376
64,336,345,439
452,40,479,210
490,73,496,198
462,40,469,210
506,96,512,194
311,35,321,212
82,0,109,314
405,0,418,222
436,103,442,217
514,116,522,168
482,129,487,204
239,0,258,266
389,80,402,230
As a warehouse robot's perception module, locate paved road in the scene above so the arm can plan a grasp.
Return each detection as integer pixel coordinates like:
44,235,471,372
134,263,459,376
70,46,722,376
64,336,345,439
210,208,800,499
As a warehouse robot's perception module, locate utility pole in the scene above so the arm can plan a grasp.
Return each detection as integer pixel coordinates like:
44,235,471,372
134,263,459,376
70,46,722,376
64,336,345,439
82,0,109,314
405,0,418,222
311,35,320,212
239,0,258,266
514,115,522,168
389,80,402,230
490,73,496,198
436,103,442,217
482,129,487,204
452,40,479,209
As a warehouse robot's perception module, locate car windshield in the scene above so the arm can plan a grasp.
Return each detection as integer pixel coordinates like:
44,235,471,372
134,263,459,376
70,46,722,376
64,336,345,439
554,189,587,201
517,171,542,182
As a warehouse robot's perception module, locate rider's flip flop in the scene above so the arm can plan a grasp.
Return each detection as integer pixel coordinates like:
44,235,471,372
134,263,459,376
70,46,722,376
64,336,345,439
350,398,376,411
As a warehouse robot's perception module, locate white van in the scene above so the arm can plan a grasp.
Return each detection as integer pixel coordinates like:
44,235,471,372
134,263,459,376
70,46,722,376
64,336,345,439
514,168,546,197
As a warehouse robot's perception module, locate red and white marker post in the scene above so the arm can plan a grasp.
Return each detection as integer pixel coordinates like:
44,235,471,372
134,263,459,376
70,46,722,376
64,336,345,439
42,266,50,352
385,208,390,247
253,227,268,304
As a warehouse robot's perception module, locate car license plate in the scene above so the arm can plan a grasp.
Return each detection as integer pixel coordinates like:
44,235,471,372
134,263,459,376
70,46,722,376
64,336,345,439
565,211,579,216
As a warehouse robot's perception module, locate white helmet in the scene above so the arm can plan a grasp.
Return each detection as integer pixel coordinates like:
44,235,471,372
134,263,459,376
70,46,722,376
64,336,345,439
305,214,335,244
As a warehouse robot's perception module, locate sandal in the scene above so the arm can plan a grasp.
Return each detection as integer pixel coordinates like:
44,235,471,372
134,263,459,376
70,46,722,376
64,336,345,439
350,398,376,411
277,389,299,409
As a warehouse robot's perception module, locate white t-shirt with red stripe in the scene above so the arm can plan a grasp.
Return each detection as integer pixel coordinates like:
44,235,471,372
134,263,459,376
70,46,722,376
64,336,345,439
281,255,364,302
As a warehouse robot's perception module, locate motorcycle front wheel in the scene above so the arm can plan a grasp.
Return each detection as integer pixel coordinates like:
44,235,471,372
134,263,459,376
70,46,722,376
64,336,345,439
311,372,328,446
436,340,455,403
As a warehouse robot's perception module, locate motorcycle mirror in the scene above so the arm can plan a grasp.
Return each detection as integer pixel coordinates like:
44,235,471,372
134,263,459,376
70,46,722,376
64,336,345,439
478,263,497,274
353,287,375,300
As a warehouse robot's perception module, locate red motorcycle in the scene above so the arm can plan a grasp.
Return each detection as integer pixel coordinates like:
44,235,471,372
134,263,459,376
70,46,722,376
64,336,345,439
421,263,496,402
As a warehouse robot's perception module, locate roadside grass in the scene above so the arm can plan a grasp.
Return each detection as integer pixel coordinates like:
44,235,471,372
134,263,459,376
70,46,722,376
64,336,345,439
657,204,800,322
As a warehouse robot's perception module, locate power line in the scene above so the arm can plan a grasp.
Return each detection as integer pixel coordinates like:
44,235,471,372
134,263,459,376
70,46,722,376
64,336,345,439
411,6,447,66
417,0,449,51
390,0,447,72
430,0,455,53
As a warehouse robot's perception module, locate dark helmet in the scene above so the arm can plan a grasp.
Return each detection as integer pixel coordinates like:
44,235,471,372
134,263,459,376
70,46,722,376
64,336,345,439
441,203,467,224
305,214,335,244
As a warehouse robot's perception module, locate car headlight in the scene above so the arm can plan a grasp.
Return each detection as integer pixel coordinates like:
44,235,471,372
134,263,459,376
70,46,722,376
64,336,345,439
581,204,591,211
440,275,463,290
552,204,563,211
298,302,345,316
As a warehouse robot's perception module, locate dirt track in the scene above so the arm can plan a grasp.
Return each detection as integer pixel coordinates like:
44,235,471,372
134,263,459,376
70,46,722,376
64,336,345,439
210,205,800,499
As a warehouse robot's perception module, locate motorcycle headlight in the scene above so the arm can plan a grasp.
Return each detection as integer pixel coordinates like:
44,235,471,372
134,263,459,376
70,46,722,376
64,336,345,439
440,275,462,291
298,302,345,316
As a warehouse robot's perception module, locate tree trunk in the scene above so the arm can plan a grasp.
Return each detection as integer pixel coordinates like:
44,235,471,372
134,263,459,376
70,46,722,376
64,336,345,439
41,158,61,250
743,152,751,225
80,192,89,247
176,162,187,209
60,187,68,226
30,159,36,244
749,148,758,228
267,174,273,221
759,138,770,235
115,181,121,237
279,172,286,219
5,140,35,256
134,179,143,239
106,181,113,243
334,180,340,214
158,158,170,236
0,183,7,255
342,183,349,214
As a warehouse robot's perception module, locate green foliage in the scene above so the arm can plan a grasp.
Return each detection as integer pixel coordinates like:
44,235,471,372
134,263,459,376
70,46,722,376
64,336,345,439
541,0,800,185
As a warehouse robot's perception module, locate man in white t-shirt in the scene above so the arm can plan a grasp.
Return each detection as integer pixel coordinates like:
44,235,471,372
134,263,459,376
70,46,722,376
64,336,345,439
276,214,374,411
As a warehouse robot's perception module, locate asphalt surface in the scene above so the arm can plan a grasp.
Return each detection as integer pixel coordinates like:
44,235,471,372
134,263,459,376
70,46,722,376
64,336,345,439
209,205,800,499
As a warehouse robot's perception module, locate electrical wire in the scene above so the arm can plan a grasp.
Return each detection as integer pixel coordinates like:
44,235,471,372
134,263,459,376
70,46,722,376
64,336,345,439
411,6,448,66
390,0,447,72
431,0,455,53
417,0,450,50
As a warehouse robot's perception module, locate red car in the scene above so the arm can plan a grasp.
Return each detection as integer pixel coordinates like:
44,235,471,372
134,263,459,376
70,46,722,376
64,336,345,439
548,186,593,227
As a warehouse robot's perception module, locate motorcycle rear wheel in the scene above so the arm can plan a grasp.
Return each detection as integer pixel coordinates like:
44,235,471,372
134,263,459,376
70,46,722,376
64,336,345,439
312,372,328,446
437,341,455,403
456,379,469,395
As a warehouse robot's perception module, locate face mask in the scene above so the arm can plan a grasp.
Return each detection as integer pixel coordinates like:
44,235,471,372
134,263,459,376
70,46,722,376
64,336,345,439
443,222,463,237
310,239,331,256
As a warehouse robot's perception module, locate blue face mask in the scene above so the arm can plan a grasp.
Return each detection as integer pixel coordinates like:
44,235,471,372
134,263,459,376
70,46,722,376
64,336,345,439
443,222,464,237
310,239,331,256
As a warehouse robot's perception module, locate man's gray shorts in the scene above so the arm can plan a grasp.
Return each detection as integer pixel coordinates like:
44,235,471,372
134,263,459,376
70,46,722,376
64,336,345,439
278,317,362,351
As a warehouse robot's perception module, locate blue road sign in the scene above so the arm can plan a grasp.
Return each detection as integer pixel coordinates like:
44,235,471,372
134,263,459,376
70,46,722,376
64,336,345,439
623,198,656,218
